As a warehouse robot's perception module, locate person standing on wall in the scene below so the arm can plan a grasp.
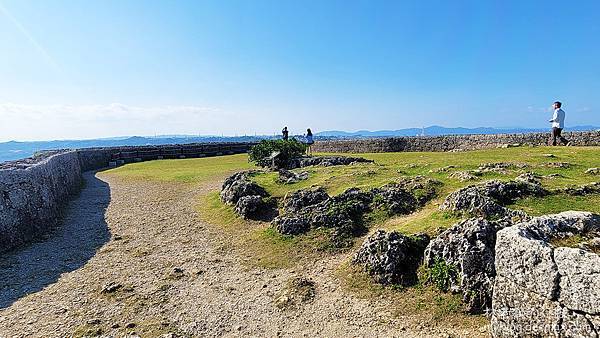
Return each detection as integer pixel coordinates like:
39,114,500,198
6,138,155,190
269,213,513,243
305,128,314,155
549,101,570,146
282,127,289,141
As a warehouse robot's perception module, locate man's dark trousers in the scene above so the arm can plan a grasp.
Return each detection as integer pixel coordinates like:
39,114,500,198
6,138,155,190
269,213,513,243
551,127,569,146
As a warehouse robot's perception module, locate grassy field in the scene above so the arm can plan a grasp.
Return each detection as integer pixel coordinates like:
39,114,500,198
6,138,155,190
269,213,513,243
104,146,599,323
105,146,600,260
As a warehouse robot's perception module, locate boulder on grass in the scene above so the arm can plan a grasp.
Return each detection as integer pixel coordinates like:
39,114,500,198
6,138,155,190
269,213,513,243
272,215,311,235
440,179,546,221
424,218,507,314
353,230,430,286
220,171,267,205
283,187,330,213
234,195,277,220
278,169,309,184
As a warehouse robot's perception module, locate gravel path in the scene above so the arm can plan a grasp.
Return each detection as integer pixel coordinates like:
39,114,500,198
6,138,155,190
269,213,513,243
0,171,488,337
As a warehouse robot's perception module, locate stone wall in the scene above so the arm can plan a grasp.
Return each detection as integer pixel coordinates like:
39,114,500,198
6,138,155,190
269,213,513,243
0,151,82,253
312,131,600,153
0,142,257,253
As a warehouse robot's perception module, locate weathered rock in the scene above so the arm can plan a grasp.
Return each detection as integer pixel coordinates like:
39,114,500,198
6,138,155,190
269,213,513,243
424,218,507,314
440,179,546,220
234,195,276,220
283,187,329,213
371,184,419,215
353,230,430,285
273,178,439,246
370,177,441,215
555,248,600,314
393,176,442,205
101,282,122,294
429,165,456,173
440,185,521,220
560,182,600,196
449,171,480,182
492,211,600,337
515,172,542,185
220,171,268,205
481,179,548,204
544,161,571,169
277,169,309,184
272,215,311,235
491,275,563,337
288,156,374,169
273,187,373,242
586,167,600,175
477,162,527,174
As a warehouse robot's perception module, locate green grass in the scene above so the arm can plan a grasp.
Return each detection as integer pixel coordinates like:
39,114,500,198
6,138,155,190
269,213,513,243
107,146,600,266
104,153,255,183
509,194,600,215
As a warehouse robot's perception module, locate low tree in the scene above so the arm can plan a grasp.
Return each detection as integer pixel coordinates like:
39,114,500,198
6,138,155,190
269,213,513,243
248,139,307,168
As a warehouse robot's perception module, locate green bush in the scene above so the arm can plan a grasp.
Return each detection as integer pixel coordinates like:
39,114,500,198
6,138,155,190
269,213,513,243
423,257,458,292
249,139,307,168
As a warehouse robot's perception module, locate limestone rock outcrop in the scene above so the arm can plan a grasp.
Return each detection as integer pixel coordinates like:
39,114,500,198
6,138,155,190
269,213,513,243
491,211,600,337
440,179,547,221
424,218,507,313
273,177,441,246
221,171,277,220
353,230,430,285
220,171,268,205
288,156,373,169
283,187,330,213
277,169,309,184
234,195,276,220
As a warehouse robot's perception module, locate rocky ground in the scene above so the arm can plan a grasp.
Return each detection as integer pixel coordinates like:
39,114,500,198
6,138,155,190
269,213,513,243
0,171,487,337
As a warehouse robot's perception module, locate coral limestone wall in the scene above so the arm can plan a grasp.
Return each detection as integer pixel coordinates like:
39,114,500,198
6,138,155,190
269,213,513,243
0,142,256,253
0,151,82,253
312,131,600,153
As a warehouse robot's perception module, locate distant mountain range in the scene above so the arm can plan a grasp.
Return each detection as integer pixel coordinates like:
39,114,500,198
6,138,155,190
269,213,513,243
1,125,598,163
315,125,600,137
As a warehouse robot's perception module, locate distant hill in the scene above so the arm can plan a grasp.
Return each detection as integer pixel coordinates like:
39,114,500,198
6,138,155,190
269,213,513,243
1,126,598,163
316,125,600,137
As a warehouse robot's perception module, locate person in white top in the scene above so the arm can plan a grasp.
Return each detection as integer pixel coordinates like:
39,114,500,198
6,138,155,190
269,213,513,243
549,101,570,146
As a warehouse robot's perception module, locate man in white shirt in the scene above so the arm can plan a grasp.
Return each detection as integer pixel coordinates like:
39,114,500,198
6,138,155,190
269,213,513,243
549,101,569,146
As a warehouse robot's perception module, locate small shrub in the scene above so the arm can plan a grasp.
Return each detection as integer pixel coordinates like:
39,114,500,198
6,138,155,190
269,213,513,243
423,257,458,292
248,139,307,168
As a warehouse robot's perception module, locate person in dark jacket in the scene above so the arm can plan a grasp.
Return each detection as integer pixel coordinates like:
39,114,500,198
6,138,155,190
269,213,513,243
282,127,289,141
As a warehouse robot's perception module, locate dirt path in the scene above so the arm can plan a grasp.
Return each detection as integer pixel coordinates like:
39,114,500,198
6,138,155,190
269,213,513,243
0,172,487,337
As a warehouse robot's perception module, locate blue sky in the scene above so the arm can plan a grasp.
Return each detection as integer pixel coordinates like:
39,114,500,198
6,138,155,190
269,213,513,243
0,0,599,141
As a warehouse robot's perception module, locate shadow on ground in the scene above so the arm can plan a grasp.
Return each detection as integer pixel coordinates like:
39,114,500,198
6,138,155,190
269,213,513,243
0,171,111,309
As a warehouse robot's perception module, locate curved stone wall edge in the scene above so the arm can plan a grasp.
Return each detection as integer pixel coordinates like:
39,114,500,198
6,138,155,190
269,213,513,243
0,142,257,253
